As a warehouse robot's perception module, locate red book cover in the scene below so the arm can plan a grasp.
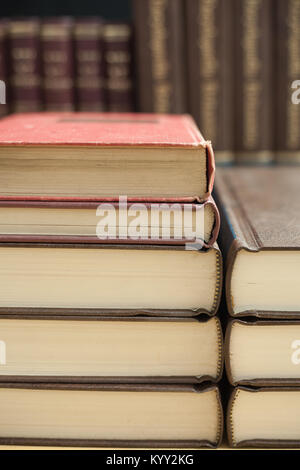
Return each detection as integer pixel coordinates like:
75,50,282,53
0,112,215,202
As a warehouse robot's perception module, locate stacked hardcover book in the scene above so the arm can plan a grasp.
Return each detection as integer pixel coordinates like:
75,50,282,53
215,167,300,448
0,112,223,447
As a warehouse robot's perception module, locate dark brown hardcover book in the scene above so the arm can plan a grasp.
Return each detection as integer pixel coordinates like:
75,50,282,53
0,315,223,384
228,387,300,448
74,17,106,112
234,0,274,164
214,167,300,318
103,22,134,112
0,19,8,117
275,0,300,163
186,0,234,165
0,243,222,317
8,17,42,112
132,0,187,113
226,319,300,387
41,17,74,111
0,383,223,448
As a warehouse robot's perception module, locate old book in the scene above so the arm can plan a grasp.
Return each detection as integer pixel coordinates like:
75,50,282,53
0,243,222,316
226,320,300,386
0,19,8,117
214,167,300,318
74,18,105,112
132,0,187,113
185,0,234,165
0,383,223,448
8,17,42,112
103,22,134,112
228,387,300,448
0,197,220,247
0,316,223,383
275,0,300,163
41,18,74,111
0,112,215,203
234,0,274,164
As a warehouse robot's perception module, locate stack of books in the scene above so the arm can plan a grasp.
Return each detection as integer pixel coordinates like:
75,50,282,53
0,112,224,447
215,166,300,448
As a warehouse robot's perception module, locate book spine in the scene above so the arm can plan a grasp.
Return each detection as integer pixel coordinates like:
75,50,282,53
234,0,274,164
74,18,106,111
8,18,42,112
103,23,134,112
186,0,235,164
0,20,8,117
132,0,187,113
41,18,74,111
275,0,300,163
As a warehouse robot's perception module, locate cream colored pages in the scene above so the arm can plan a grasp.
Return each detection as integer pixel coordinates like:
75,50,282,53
231,250,300,314
229,322,300,383
0,388,221,443
230,389,300,445
0,318,222,378
0,247,218,311
0,147,206,199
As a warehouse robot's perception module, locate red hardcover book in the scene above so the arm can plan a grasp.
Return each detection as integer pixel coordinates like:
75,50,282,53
0,112,215,203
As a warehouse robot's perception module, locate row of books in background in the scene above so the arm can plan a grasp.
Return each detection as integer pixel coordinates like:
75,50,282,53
0,17,134,114
132,0,300,165
0,0,299,165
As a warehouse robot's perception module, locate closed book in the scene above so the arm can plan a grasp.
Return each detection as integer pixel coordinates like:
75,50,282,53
186,0,234,165
103,22,134,112
74,17,106,112
226,320,300,386
132,0,187,113
214,167,300,318
0,383,223,448
0,243,222,317
0,112,215,203
228,387,300,448
234,0,274,164
41,17,74,111
0,197,220,248
0,316,223,384
0,19,8,117
8,17,42,112
275,0,300,163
